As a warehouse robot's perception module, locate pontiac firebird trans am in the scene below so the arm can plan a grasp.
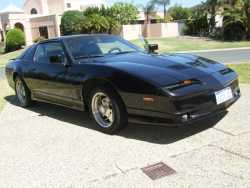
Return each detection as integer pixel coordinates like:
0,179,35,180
5,35,241,134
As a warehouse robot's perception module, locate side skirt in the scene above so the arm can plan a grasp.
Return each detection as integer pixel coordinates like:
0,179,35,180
31,94,85,112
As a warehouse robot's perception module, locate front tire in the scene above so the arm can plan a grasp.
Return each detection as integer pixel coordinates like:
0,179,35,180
89,87,128,134
15,76,32,107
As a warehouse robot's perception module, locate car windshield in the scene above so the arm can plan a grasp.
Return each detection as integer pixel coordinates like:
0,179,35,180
64,35,142,60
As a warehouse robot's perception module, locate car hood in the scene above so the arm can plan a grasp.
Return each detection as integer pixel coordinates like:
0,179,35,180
93,52,229,86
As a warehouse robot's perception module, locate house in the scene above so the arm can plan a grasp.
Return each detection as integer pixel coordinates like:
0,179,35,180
0,0,106,45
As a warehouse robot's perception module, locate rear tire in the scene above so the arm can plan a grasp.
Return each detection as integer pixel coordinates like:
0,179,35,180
15,76,32,107
89,87,128,134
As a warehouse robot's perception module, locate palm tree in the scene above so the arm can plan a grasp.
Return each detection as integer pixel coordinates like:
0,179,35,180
219,0,250,38
205,0,220,32
141,1,156,24
152,0,170,20
140,2,156,37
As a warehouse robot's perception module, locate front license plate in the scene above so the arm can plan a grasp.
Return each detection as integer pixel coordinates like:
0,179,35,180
215,87,233,105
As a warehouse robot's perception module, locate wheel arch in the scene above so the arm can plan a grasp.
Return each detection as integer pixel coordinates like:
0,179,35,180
82,78,125,110
13,72,18,82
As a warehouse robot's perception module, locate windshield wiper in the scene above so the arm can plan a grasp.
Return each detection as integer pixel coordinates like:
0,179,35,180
75,54,104,59
111,51,136,55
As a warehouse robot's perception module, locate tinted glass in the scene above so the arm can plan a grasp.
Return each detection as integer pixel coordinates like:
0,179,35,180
21,45,37,61
34,42,65,64
64,35,142,59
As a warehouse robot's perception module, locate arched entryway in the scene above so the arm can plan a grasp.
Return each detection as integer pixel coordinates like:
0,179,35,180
14,22,24,32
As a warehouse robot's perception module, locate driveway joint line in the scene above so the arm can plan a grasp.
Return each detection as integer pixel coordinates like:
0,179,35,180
115,163,126,174
170,144,212,158
221,170,244,180
210,144,250,160
212,127,235,136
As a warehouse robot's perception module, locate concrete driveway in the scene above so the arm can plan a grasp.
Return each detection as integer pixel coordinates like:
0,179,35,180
0,84,250,188
0,67,4,80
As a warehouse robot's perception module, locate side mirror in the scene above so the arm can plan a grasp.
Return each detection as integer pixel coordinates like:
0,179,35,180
49,54,65,64
147,44,159,54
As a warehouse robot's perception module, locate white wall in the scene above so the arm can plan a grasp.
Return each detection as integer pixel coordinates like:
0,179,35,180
121,22,185,40
161,23,184,37
23,0,43,15
47,0,65,15
121,24,142,40
64,0,106,11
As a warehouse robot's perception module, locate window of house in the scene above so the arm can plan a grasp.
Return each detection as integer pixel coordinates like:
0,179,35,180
31,8,38,14
67,3,71,8
39,26,49,39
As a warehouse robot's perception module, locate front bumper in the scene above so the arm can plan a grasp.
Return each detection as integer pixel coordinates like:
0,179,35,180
128,82,241,126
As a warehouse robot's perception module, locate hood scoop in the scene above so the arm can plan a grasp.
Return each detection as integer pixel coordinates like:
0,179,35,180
168,64,190,70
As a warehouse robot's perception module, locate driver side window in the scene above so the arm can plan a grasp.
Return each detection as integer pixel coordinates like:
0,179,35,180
34,42,65,64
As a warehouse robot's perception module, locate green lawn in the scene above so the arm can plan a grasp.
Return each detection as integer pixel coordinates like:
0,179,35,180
132,37,250,53
228,64,250,84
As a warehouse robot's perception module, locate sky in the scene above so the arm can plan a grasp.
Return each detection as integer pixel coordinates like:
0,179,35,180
0,0,203,11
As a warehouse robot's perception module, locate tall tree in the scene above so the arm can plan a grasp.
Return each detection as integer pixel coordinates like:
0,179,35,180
152,0,170,20
140,2,156,24
168,5,191,20
205,0,219,32
110,2,139,25
222,0,250,38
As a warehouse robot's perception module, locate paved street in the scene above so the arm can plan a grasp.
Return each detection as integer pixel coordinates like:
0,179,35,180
193,48,250,64
0,84,250,188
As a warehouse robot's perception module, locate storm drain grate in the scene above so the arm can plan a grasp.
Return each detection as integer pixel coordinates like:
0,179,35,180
141,162,176,180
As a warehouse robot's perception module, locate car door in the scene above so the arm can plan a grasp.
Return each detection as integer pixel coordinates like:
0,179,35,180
30,41,83,109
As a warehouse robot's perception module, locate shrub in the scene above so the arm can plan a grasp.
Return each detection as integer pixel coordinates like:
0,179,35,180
109,2,138,25
61,10,85,35
84,14,109,33
223,22,246,41
183,5,209,37
5,28,25,53
61,3,138,35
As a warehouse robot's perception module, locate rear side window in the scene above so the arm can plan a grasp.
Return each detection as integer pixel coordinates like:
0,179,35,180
20,45,37,61
34,42,65,64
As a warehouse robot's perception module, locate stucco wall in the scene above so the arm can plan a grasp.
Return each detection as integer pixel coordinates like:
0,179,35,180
30,15,60,41
23,0,43,15
3,13,33,45
161,23,184,37
122,23,185,40
47,0,64,15
148,24,162,37
64,0,106,11
121,25,142,40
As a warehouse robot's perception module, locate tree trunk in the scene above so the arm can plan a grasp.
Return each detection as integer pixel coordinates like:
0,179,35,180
164,4,166,21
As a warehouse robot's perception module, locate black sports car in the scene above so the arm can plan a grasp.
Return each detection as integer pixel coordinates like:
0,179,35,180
5,35,241,134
